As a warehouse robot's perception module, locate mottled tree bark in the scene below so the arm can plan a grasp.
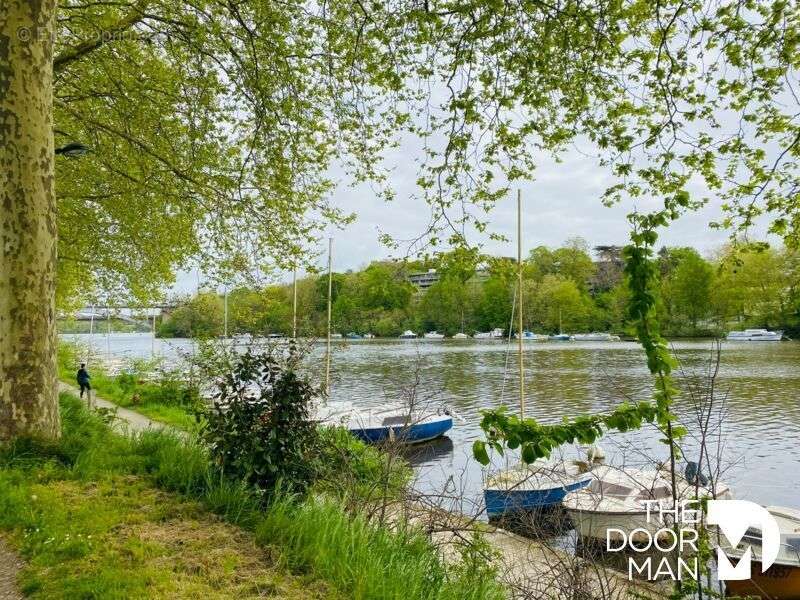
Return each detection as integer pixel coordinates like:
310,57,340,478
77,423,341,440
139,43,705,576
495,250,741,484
0,1,60,439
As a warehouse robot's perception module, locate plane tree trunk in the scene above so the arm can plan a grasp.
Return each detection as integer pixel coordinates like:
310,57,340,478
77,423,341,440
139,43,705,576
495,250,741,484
0,0,60,440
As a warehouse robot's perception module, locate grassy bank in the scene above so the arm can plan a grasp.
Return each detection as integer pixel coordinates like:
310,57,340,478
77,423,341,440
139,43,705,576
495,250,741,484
0,394,503,599
57,341,198,430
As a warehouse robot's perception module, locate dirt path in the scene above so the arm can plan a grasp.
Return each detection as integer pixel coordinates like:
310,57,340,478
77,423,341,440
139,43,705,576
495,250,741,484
0,537,23,600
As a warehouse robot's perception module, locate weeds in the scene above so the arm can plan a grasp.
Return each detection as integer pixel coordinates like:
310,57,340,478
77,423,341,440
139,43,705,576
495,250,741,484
0,394,505,599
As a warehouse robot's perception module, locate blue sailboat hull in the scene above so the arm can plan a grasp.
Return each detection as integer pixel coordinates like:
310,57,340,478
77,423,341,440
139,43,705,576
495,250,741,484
349,416,453,445
484,478,591,517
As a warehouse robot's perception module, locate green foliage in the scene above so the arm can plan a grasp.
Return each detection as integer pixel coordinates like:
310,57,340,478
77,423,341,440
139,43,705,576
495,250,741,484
0,393,503,600
158,292,224,338
200,349,320,497
57,341,201,430
256,494,505,600
473,223,682,465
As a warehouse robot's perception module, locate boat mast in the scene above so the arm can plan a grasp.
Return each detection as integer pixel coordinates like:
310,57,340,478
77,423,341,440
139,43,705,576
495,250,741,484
292,267,298,339
517,189,525,419
325,238,333,395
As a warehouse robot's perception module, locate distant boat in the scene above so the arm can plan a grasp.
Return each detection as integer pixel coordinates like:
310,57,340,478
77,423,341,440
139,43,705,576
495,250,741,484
475,328,504,339
423,331,445,339
514,331,547,340
265,333,285,339
330,332,343,339
317,401,453,444
549,309,572,340
549,333,573,341
345,332,363,339
727,328,783,341
363,333,375,339
399,330,417,339
572,332,619,342
452,332,469,340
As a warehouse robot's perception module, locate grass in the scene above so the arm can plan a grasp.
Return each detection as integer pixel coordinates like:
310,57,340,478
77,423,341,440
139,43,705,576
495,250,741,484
0,397,334,599
0,394,504,600
57,341,199,430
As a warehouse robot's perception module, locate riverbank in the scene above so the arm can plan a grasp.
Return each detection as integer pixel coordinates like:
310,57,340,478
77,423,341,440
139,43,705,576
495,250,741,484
0,393,501,599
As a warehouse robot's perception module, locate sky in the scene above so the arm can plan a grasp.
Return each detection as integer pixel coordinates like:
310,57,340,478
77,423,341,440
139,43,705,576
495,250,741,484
175,138,774,294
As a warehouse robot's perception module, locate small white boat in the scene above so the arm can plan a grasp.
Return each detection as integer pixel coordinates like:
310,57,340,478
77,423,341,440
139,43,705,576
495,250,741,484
330,332,343,339
722,505,800,599
564,465,732,543
572,332,619,342
474,328,504,339
727,328,784,341
363,333,375,339
316,401,453,444
399,330,417,339
423,331,445,339
452,332,469,340
484,460,593,518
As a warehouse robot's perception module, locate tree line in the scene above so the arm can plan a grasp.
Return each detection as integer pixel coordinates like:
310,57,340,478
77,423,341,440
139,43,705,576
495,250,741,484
158,240,800,339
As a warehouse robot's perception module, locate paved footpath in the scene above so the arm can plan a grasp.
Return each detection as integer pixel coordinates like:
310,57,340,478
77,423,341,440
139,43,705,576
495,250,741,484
58,382,167,433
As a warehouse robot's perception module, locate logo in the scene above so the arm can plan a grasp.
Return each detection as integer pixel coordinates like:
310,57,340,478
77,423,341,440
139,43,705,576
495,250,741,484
606,499,780,582
706,500,781,580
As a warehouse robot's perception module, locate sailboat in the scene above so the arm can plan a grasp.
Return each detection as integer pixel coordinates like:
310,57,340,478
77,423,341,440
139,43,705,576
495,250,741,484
483,191,592,519
314,239,453,444
548,309,573,341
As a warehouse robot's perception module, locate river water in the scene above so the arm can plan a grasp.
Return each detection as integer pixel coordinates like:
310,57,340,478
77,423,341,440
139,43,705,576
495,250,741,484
63,334,800,513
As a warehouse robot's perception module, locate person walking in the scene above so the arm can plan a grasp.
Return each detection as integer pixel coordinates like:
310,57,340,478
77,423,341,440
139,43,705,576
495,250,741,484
77,363,91,399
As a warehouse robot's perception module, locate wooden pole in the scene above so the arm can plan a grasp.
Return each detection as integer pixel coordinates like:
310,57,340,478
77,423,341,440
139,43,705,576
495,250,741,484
325,238,333,395
517,189,525,419
292,268,298,339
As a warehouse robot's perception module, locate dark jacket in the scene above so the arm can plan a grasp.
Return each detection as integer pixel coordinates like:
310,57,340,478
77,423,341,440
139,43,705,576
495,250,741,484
77,368,90,385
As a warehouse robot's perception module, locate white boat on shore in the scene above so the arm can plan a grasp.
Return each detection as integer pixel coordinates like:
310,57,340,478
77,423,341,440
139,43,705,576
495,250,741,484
452,332,469,340
564,465,732,543
727,328,784,341
423,331,445,339
399,330,417,339
722,505,800,599
572,332,621,342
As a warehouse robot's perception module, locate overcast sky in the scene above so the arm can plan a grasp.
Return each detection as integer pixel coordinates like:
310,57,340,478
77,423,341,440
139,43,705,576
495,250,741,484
175,139,774,294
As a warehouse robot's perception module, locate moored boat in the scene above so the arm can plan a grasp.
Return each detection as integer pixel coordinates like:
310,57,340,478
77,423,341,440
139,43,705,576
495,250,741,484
475,328,504,339
572,332,619,342
399,330,417,339
423,331,445,339
564,465,732,543
549,333,573,341
317,401,453,444
514,330,547,340
345,332,363,339
484,460,593,518
721,505,800,599
452,332,469,340
727,328,784,341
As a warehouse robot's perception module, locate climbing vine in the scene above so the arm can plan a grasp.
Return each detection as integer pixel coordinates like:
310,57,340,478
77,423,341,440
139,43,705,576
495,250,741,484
473,208,687,465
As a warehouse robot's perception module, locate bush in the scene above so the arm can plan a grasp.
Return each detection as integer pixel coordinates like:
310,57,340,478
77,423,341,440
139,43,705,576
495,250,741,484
200,349,320,497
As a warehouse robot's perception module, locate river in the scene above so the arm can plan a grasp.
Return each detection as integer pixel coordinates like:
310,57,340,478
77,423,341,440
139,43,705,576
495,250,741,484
62,333,800,514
